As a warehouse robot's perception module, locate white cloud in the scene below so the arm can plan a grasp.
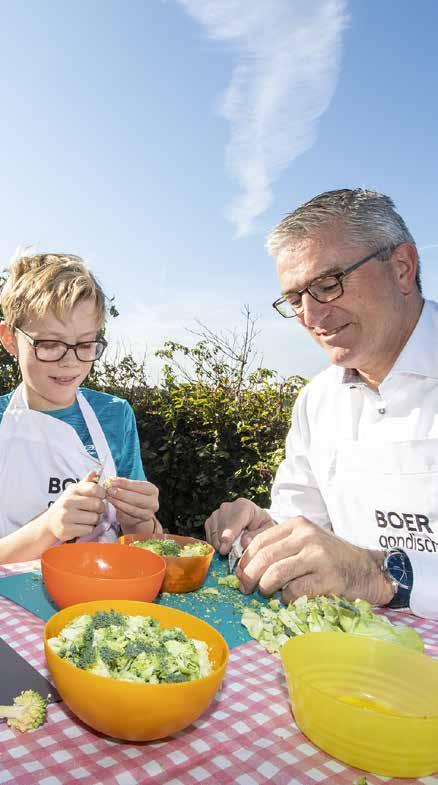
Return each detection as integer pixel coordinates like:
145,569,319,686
177,0,348,236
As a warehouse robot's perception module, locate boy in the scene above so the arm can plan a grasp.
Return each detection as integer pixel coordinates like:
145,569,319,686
0,252,162,563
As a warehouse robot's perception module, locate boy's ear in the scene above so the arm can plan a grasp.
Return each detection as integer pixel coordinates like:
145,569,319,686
0,322,18,356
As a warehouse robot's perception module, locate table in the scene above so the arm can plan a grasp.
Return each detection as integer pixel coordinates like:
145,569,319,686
1,561,438,785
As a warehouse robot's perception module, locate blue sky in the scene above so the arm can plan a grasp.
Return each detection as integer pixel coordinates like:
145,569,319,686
0,0,437,381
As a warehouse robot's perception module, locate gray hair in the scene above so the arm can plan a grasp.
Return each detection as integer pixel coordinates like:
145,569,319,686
266,188,421,292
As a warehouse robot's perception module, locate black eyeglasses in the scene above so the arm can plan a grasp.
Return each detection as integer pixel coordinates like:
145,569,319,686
15,327,107,362
272,246,393,318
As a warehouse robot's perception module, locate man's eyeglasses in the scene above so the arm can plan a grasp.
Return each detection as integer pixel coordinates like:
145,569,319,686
272,246,393,318
15,327,107,362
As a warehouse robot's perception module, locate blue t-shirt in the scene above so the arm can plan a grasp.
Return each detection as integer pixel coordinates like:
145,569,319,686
0,387,146,481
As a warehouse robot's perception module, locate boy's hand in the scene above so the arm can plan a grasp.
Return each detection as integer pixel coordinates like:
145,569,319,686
105,479,162,536
44,470,106,542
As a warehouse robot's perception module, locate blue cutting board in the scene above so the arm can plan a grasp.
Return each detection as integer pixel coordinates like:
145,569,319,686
0,554,269,649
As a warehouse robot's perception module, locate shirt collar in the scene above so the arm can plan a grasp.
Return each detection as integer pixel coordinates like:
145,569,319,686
337,299,438,385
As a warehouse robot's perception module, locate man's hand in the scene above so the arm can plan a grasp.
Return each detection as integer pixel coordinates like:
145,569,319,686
205,498,274,554
236,516,394,606
106,479,162,536
43,470,106,542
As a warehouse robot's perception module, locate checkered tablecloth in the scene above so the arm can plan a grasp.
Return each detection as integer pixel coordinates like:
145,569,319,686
1,564,438,785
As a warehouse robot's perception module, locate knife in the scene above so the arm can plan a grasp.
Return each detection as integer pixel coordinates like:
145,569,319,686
228,531,246,574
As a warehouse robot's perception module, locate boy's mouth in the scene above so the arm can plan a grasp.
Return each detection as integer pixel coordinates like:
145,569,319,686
49,376,80,386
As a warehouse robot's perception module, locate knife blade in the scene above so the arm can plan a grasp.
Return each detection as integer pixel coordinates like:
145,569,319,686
228,531,246,574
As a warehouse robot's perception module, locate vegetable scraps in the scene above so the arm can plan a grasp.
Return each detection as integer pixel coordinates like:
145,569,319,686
48,609,212,683
241,595,424,654
130,539,211,558
0,689,48,732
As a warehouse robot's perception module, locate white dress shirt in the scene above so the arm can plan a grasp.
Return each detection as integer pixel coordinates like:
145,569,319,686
270,299,438,619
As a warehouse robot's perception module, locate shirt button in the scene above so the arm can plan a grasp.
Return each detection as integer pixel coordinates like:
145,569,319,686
378,407,386,414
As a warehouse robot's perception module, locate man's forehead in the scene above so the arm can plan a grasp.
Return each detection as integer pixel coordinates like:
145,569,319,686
276,230,363,288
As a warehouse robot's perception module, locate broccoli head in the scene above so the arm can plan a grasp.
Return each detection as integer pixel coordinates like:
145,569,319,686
0,690,48,732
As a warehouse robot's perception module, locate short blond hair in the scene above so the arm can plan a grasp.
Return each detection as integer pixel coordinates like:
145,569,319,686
1,252,107,329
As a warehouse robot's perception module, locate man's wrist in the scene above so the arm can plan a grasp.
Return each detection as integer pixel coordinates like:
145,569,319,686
367,549,397,605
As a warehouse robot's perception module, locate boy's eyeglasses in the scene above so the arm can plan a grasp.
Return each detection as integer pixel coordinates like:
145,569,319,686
272,246,393,318
15,327,107,362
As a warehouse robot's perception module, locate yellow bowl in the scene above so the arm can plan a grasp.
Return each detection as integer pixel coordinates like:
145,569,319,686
281,631,438,778
44,599,229,741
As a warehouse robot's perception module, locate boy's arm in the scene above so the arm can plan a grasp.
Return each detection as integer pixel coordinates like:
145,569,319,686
0,513,58,564
0,472,105,565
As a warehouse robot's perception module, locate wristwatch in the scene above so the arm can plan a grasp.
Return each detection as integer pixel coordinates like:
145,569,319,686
381,548,413,609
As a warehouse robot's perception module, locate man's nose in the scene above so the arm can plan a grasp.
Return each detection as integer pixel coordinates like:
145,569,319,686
299,292,332,328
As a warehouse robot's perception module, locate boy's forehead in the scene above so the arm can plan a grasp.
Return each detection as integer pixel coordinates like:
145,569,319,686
23,299,102,334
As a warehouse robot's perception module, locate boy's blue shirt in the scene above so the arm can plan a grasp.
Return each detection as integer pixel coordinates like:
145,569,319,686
0,387,146,481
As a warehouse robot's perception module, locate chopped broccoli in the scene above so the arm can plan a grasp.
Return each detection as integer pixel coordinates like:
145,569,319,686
242,594,424,655
92,610,126,629
130,538,210,557
0,690,48,732
48,610,213,684
217,575,240,589
131,538,182,556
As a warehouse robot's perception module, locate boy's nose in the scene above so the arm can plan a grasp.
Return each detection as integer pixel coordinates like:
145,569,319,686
58,347,78,364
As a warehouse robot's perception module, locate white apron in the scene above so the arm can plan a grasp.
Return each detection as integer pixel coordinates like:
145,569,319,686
0,383,118,542
325,386,438,619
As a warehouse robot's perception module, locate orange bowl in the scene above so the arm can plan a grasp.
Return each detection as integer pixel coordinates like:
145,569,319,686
41,542,165,608
119,534,214,593
44,599,229,740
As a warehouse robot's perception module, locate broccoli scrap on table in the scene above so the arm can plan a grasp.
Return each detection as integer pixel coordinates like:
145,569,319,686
0,689,49,732
130,538,210,557
241,595,424,654
217,575,240,589
48,610,212,684
354,777,369,785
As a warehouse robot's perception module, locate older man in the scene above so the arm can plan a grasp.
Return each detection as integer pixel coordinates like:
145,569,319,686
205,188,437,619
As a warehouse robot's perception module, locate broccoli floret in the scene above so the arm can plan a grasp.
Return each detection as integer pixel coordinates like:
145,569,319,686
99,645,122,668
0,690,48,732
67,621,96,670
92,610,126,629
160,628,188,644
124,640,156,659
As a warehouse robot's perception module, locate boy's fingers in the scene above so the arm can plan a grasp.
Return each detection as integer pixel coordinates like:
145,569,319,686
109,478,158,496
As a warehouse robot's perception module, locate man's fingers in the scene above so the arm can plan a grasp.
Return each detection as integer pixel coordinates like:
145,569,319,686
238,521,295,574
205,512,222,552
240,523,273,550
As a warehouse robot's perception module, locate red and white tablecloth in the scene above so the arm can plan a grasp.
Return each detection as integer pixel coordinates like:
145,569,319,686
1,562,438,785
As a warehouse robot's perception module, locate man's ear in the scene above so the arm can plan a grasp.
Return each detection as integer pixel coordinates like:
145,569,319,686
390,243,419,295
0,323,18,356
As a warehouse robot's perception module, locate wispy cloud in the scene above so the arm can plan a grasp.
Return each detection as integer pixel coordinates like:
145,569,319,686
177,0,348,236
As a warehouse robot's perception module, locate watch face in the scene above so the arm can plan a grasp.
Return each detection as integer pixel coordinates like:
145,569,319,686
386,551,410,590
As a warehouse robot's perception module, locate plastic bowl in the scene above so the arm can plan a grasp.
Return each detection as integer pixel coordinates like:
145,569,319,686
41,542,165,608
280,631,438,778
44,598,229,740
119,534,214,593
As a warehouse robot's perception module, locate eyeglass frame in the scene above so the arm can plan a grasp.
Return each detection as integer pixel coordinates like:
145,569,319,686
272,245,394,318
14,326,108,362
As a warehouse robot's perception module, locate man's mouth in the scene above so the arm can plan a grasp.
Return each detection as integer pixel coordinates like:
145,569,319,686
315,323,350,338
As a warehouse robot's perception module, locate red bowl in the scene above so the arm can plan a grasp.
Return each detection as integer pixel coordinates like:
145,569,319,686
41,542,166,608
119,534,214,593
